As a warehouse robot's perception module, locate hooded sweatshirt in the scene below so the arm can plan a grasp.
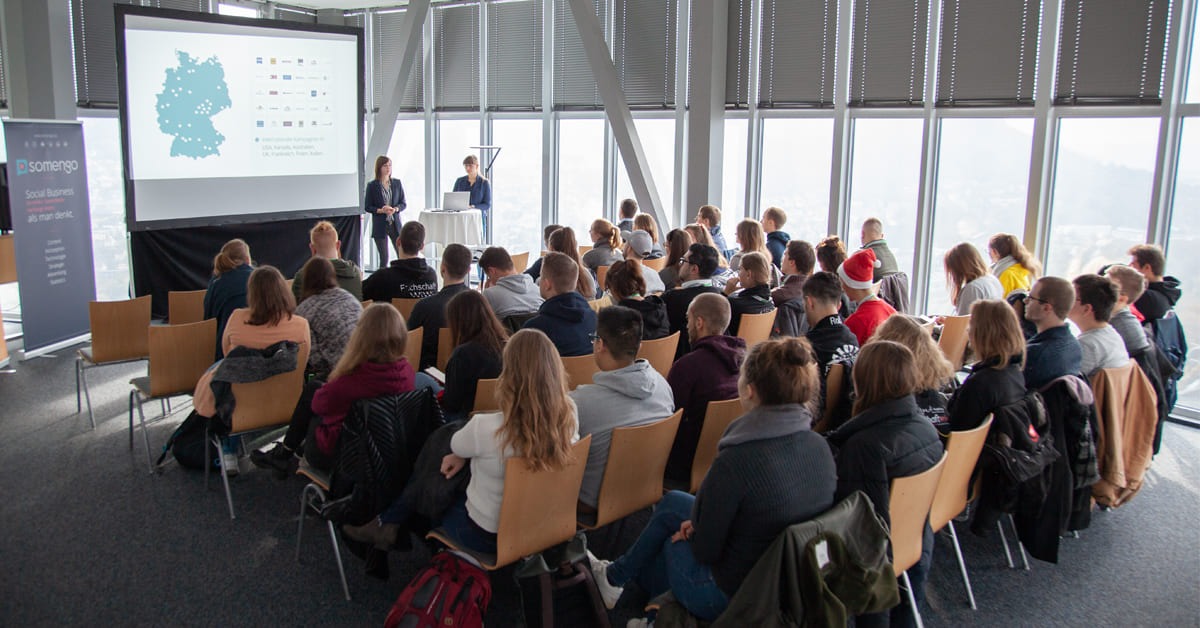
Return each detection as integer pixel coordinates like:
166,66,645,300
361,258,438,302
618,296,671,340
665,334,746,483
484,273,545,317
522,291,598,356
1133,276,1182,322
292,258,363,302
766,231,791,268
571,359,676,507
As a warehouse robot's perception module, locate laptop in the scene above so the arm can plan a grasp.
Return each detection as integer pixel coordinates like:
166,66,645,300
442,191,471,211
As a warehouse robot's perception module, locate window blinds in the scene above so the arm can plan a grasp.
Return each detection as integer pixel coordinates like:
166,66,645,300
1054,0,1170,105
150,0,207,11
553,0,609,111
850,0,930,106
72,0,135,107
274,5,317,24
434,2,481,111
758,0,837,108
0,25,7,109
725,0,753,108
487,0,543,111
613,0,677,109
373,9,425,112
937,0,1041,106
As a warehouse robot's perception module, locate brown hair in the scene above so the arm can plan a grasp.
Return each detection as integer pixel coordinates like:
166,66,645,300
1073,273,1119,323
596,305,643,358
496,329,577,472
619,198,638,219
329,303,407,380
816,236,847,273
246,266,296,327
398,221,425,255
605,259,646,301
463,154,480,167
543,224,563,245
633,214,660,243
989,233,1042,276
1033,276,1075,319
591,218,622,250
968,299,1026,370
478,246,515,273
739,251,771,286
685,224,728,268
1105,264,1146,303
803,271,844,306
442,243,473,279
762,206,787,228
373,155,391,181
871,315,954,391
852,340,919,416
299,256,338,303
786,240,816,275
689,292,732,335
697,204,721,226
741,337,819,407
213,239,251,276
944,243,990,307
446,290,507,358
1127,243,1166,278
548,228,594,298
736,219,770,258
541,252,580,294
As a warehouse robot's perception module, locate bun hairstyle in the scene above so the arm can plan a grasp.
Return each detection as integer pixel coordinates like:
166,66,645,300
740,337,819,408
988,233,1042,276
213,239,251,276
591,218,622,250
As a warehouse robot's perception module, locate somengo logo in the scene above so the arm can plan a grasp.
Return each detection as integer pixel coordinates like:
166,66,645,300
14,158,79,176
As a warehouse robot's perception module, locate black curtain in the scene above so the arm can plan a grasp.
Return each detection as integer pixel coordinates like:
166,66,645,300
131,215,361,318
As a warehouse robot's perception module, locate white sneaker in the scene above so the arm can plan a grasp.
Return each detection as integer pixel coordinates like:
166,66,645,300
221,452,240,476
591,559,623,610
626,618,652,628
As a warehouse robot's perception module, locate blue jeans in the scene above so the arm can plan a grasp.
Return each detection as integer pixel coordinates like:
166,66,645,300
437,495,497,555
605,491,729,621
413,372,443,395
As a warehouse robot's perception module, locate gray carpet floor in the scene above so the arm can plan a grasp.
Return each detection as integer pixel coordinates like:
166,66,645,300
1,347,1198,626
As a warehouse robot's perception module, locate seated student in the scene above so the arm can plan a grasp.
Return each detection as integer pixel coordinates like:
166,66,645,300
816,235,854,317
621,231,667,294
572,306,675,512
663,244,725,359
825,340,943,628
362,221,438,302
1023,276,1084,389
292,220,363,302
344,329,579,554
685,223,734,282
944,242,1004,316
605,260,670,340
633,213,666,259
659,228,694,291
1104,264,1152,356
772,239,815,307
947,300,1027,433
988,233,1041,297
617,198,638,233
665,293,746,485
1128,243,1182,323
803,272,860,429
582,219,625,275
407,244,472,370
839,248,896,345
762,206,791,269
293,257,362,380
545,226,598,299
1071,273,1130,377
203,239,254,359
439,291,506,422
480,246,544,321
729,219,783,287
858,217,900,281
593,338,837,621
524,223,562,282
695,204,731,259
871,315,956,429
724,251,775,337
523,252,598,357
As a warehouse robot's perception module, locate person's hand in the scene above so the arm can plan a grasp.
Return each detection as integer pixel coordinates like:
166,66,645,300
671,520,694,543
724,275,740,295
440,454,466,478
933,315,946,325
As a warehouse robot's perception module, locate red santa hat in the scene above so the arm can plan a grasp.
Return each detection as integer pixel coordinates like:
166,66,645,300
838,248,881,290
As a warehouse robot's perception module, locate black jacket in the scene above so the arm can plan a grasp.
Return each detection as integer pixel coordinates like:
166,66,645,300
727,283,775,336
362,258,438,302
662,282,723,359
407,283,471,370
522,291,598,357
1133,276,1182,322
618,296,671,340
440,340,503,417
1025,324,1083,390
947,356,1026,432
203,263,252,359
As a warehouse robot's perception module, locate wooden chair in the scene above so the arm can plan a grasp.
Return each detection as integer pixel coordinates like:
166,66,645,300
427,436,592,570
815,362,845,434
561,354,600,390
578,244,593,257
167,289,208,325
736,310,777,347
889,453,948,628
128,320,217,473
361,300,373,309
641,256,669,272
391,297,421,322
636,331,680,379
295,460,352,600
580,411,682,529
938,315,970,370
596,265,610,291
403,327,424,371
436,327,456,372
689,398,744,493
587,294,613,313
0,234,16,283
206,342,310,519
929,416,993,610
511,251,530,273
76,296,153,429
471,378,499,415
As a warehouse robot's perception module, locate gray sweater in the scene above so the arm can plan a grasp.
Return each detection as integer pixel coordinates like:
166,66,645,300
1078,324,1129,377
294,287,362,377
1110,308,1151,355
954,274,1004,316
483,273,544,317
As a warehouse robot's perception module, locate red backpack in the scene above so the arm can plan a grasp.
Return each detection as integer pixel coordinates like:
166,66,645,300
384,552,492,628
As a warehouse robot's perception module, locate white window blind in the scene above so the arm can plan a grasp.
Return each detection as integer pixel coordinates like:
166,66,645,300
487,0,543,111
850,0,930,106
937,0,1041,106
373,9,425,112
613,0,677,109
553,0,609,111
434,2,482,111
758,0,837,108
1055,0,1171,105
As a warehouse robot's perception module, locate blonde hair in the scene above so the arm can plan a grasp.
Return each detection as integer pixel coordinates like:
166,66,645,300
309,220,339,251
496,330,576,472
852,340,919,416
591,219,622,250
989,233,1042,276
871,315,954,391
1105,264,1146,302
633,214,660,243
736,219,770,258
762,206,787,227
685,223,728,268
213,239,251,276
968,300,1026,370
739,251,771,286
944,243,990,307
329,303,408,380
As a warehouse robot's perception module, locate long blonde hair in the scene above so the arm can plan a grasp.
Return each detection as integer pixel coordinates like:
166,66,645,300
736,219,770,257
329,303,408,381
988,233,1042,276
685,223,729,268
591,219,622,250
969,299,1026,370
870,315,954,392
496,329,576,472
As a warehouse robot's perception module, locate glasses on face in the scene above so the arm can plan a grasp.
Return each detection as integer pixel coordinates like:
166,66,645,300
680,257,694,266
588,332,601,343
1024,295,1049,305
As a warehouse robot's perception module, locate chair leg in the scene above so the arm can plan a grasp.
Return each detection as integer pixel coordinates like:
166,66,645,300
947,521,977,610
296,486,312,563
213,434,236,520
1010,514,1030,571
80,363,96,430
901,570,924,628
997,519,1015,568
75,359,82,413
135,394,154,474
128,391,136,450
326,519,352,601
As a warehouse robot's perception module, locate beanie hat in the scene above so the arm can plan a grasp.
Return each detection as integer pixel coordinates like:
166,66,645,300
838,248,880,290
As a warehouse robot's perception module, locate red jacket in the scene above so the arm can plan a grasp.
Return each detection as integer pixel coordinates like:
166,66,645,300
314,359,415,455
845,298,896,345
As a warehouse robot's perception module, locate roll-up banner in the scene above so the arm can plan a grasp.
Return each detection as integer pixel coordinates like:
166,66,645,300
2,121,96,359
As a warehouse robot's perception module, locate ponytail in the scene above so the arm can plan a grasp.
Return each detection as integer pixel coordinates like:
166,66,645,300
213,239,251,276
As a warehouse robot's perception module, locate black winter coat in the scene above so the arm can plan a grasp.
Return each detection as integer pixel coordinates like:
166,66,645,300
947,356,1026,432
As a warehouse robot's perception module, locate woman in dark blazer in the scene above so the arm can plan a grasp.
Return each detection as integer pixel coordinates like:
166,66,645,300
364,155,406,266
453,154,492,235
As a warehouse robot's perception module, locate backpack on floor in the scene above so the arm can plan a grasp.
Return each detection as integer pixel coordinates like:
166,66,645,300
384,551,491,628
516,533,611,628
156,410,217,471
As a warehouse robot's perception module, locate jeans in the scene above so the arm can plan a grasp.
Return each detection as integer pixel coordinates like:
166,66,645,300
605,491,729,621
413,372,443,395
435,495,496,555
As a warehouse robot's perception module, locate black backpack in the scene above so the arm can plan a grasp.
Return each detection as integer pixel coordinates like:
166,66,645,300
516,533,610,628
156,410,219,471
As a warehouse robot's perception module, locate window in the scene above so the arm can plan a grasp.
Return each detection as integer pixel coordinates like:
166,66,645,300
557,118,606,238
1046,118,1159,278
847,118,924,277
615,118,677,222
721,118,749,235
927,118,1034,314
758,118,835,246
491,119,544,258
218,3,258,18
79,117,129,301
1188,7,1200,103
438,119,481,199
1165,119,1200,408
385,119,427,264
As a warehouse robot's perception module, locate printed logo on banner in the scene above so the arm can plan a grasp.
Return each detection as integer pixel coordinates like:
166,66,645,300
15,159,27,175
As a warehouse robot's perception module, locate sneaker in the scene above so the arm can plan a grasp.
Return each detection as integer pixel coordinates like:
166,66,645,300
343,518,400,550
591,559,623,610
626,619,652,628
250,442,297,478
221,452,240,476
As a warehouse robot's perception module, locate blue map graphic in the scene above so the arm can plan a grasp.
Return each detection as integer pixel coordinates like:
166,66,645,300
156,51,231,159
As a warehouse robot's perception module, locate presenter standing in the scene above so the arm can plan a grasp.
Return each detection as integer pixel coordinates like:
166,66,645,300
365,155,406,267
453,154,492,238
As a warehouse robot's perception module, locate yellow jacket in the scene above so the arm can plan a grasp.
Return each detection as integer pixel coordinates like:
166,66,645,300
994,259,1034,296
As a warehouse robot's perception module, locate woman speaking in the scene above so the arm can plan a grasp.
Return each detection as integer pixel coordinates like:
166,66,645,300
364,155,406,266
453,154,492,236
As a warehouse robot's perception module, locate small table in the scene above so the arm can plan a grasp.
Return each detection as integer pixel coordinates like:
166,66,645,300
419,209,484,247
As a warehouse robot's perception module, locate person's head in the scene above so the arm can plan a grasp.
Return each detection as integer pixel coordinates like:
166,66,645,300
739,337,819,413
330,303,408,380
441,243,472,284
783,240,816,277
696,205,721,229
803,271,844,326
686,292,731,345
593,305,642,369
1127,243,1166,281
547,227,593,298
397,221,426,257
539,252,579,299
590,219,622,250
988,233,1042,275
683,223,719,259
680,243,720,282
815,235,847,273
1025,276,1074,329
299,256,338,303
542,224,563,248
478,246,515,280
1071,273,1119,326
213,239,251,276
496,329,576,472
761,206,787,233
1104,264,1146,308
605,259,646,301
735,219,768,256
861,217,883,245
245,265,295,327
968,299,1027,370
619,198,638,220
943,242,990,306
446,289,507,358
852,340,918,416
837,248,880,300
463,154,480,177
373,155,391,181
664,228,693,270
737,251,771,288
623,230,654,260
309,220,342,258
871,315,954,391
633,214,660,243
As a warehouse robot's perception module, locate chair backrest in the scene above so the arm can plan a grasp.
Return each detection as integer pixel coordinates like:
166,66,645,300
0,234,16,283
591,411,682,528
938,315,970,370
929,416,993,531
147,320,218,397
436,327,455,371
689,398,745,492
736,310,777,347
391,298,421,322
493,436,592,569
561,354,600,390
636,331,680,378
472,378,500,415
167,289,208,325
596,265,610,291
403,327,424,372
587,295,613,313
578,245,593,257
230,342,310,434
888,453,947,573
361,300,373,309
642,256,669,272
88,296,153,363
511,251,530,273
818,362,846,433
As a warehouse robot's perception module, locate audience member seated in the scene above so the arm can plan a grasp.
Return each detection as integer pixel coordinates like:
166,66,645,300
839,248,896,345
663,244,725,359
407,244,472,370
294,257,362,380
871,315,956,429
617,198,638,233
582,219,625,275
633,214,666,259
439,291,506,422
593,338,837,621
724,252,776,337
523,252,598,357
362,221,438,302
605,260,669,340
762,206,790,269
684,223,733,281
947,300,1027,433
344,329,579,554
572,306,675,512
695,204,731,259
546,226,598,298
1104,264,1152,356
524,223,562,282
859,217,900,281
804,272,860,429
1071,274,1130,377
772,239,815,307
728,219,784,287
480,246,544,331
825,340,943,628
1006,289,1039,340
944,242,1004,316
989,233,1040,297
292,220,363,302
816,235,854,317
1128,243,1182,323
665,293,746,485
203,238,253,359
1023,277,1084,389
659,228,694,291
621,230,667,294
